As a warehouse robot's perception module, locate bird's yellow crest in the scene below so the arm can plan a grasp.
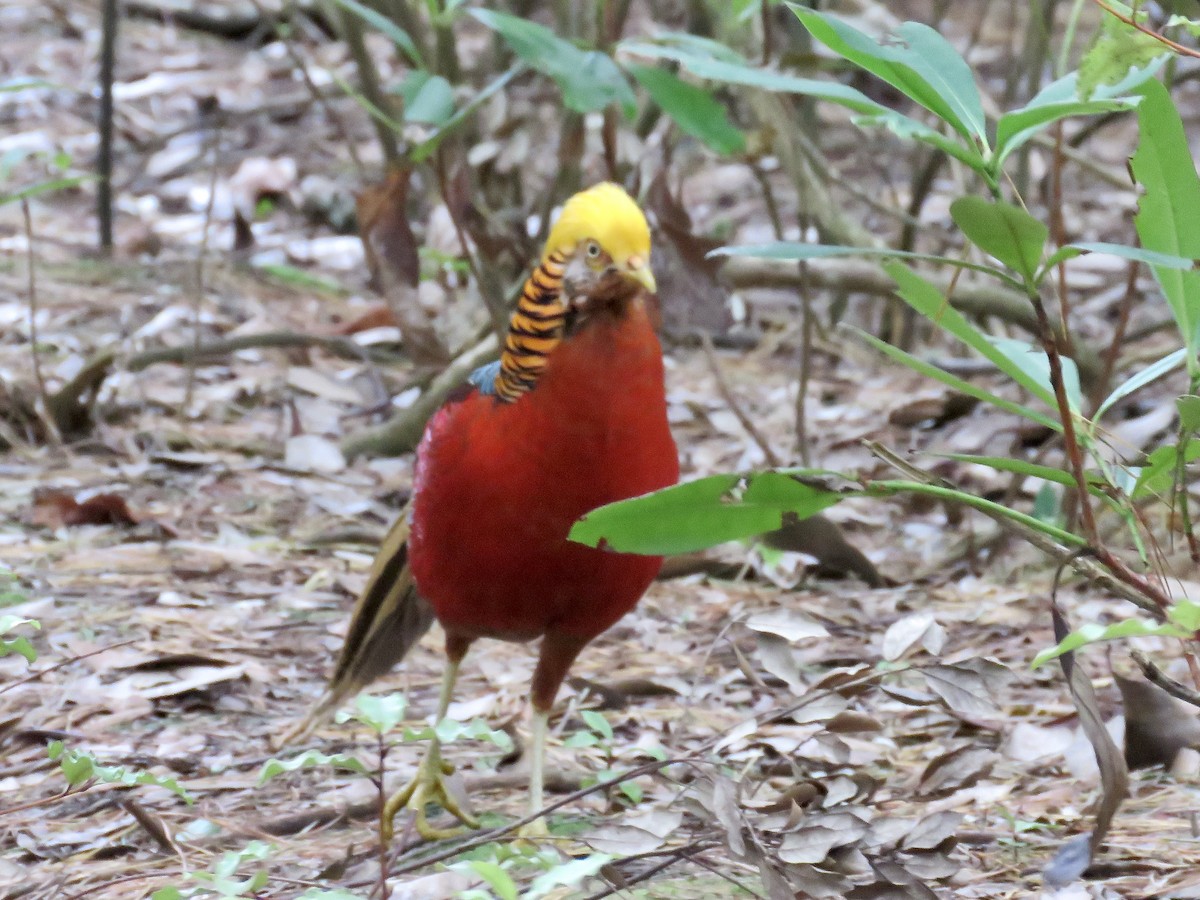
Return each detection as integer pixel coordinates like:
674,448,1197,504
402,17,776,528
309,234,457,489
544,183,654,292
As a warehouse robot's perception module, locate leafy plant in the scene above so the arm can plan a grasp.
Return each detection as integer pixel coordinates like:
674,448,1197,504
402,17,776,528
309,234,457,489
0,613,39,664
569,8,1196,688
48,740,193,803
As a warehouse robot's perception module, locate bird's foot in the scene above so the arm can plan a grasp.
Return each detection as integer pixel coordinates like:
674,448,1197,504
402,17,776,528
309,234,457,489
381,746,479,842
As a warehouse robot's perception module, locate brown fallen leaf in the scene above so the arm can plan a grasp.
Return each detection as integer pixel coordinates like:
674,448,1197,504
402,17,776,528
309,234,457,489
357,167,449,367
31,491,138,528
1043,603,1130,888
333,303,398,336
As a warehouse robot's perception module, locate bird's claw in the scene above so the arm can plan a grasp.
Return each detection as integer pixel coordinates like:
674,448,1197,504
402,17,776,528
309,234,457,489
381,746,479,842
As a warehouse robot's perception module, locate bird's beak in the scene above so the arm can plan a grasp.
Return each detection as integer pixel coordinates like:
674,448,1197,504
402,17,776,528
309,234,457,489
623,255,657,294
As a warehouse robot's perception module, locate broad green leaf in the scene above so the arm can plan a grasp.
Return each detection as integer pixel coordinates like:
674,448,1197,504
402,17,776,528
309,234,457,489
790,7,986,146
328,0,420,65
994,98,1135,169
1093,347,1188,422
627,64,745,155
580,710,613,741
620,38,985,171
848,326,1062,431
1132,441,1200,499
1131,77,1200,360
1032,618,1188,668
570,472,847,555
1177,395,1200,433
410,64,522,163
1078,11,1169,100
885,263,1059,409
258,750,369,784
398,72,455,125
472,10,635,116
712,241,1018,287
527,853,614,899
950,197,1047,283
462,861,519,900
638,31,749,64
1170,599,1200,631
342,691,407,734
988,336,1081,414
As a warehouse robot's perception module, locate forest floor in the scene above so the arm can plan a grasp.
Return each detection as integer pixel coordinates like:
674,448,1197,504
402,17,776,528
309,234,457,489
2,3,1199,899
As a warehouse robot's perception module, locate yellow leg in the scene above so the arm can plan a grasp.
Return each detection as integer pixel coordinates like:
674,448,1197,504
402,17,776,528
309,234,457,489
381,654,480,841
517,708,551,839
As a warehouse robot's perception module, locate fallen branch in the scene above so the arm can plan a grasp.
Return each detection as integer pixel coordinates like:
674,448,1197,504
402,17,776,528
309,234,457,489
724,256,1104,384
341,333,498,460
45,331,400,436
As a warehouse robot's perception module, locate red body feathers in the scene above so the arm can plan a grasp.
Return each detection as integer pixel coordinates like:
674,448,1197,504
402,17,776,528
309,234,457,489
408,299,679,644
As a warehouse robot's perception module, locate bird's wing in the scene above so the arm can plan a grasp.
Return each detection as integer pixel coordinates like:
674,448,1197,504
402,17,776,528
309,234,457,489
282,512,435,743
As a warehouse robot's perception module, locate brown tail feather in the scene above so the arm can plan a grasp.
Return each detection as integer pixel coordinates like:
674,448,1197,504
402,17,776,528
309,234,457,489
282,513,436,743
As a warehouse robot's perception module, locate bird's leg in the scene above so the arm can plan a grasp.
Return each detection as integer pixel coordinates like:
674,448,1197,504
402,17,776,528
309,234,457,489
382,634,478,842
519,631,590,839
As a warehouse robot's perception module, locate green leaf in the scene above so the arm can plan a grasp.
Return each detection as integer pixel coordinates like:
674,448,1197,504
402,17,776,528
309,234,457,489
789,6,986,146
848,326,1062,431
1078,10,1169,100
341,692,407,734
941,455,1078,488
258,750,369,784
1032,618,1189,668
1070,241,1196,269
580,710,613,741
620,37,985,172
410,64,523,164
1093,347,1188,422
570,471,848,555
885,263,1059,409
472,10,635,116
50,744,194,802
627,64,744,155
1131,77,1200,360
1177,395,1200,433
527,853,614,899
988,336,1081,414
1169,599,1200,631
619,40,890,112
328,0,420,66
994,98,1135,168
950,196,1047,283
463,860,519,900
1132,441,1200,498
398,71,455,125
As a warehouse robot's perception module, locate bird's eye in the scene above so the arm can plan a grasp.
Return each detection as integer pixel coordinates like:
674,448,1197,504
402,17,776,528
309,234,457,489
585,241,601,259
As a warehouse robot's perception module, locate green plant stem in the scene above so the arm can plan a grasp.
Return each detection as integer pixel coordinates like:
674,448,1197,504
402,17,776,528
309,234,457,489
1025,284,1173,612
338,5,399,166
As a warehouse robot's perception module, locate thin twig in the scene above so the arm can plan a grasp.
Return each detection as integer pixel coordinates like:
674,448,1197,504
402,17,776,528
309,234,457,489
1089,0,1200,58
0,639,137,695
20,199,62,445
1131,650,1200,709
182,115,222,414
699,332,782,468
